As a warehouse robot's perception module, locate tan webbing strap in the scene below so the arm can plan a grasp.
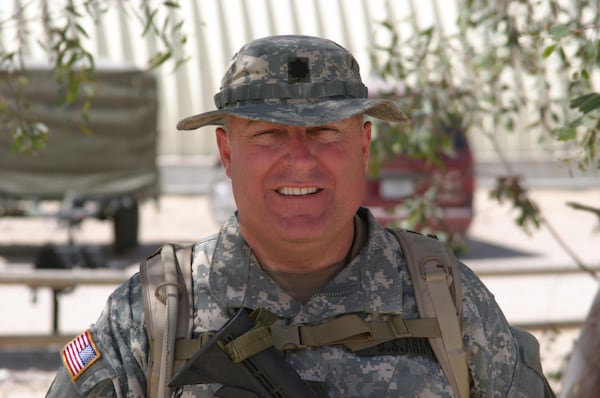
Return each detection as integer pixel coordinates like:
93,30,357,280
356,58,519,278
391,229,469,398
140,243,194,398
223,325,274,363
141,251,163,398
343,316,441,351
272,314,370,350
424,262,470,397
174,335,212,362
279,315,440,351
222,311,442,362
171,245,194,375
156,245,179,398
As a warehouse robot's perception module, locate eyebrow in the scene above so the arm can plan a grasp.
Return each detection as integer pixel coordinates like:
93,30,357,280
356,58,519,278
306,125,338,132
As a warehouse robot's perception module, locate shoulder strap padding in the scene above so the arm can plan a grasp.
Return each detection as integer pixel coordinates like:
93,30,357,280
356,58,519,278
141,242,194,340
390,229,469,398
140,242,194,398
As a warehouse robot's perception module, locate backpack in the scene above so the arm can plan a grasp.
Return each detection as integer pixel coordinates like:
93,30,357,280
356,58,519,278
140,230,555,398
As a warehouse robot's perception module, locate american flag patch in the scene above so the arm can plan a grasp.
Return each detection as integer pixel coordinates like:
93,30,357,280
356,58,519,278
61,329,101,381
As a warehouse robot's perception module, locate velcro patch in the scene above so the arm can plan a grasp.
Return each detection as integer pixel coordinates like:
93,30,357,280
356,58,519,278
354,337,435,359
61,329,101,381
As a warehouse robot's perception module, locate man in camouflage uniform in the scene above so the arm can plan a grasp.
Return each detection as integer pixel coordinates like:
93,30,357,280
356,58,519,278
47,35,548,397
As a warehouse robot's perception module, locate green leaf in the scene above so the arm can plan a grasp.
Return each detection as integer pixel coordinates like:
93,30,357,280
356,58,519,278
542,44,556,59
581,69,590,81
567,116,584,129
66,5,84,17
66,77,81,104
558,47,569,66
583,41,597,62
553,127,577,141
570,92,600,114
75,23,90,38
148,51,171,69
142,9,158,36
549,24,571,40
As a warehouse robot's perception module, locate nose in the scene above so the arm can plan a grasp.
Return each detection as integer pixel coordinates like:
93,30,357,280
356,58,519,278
283,131,316,170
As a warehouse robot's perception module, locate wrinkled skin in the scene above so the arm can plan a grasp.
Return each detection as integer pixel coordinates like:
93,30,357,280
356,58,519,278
216,115,371,273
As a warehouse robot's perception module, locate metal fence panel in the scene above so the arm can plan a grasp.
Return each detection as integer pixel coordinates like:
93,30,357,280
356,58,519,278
0,0,567,163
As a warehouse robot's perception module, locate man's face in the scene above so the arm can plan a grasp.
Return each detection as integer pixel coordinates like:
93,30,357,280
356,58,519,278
216,115,371,248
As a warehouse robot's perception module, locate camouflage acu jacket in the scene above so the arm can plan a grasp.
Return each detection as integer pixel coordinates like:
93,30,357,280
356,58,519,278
46,208,522,397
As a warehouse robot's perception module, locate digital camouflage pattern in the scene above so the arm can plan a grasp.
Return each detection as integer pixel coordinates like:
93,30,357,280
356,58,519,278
46,208,523,397
176,35,408,130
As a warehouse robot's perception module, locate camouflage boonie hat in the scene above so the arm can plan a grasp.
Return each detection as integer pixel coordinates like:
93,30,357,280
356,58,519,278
177,35,408,130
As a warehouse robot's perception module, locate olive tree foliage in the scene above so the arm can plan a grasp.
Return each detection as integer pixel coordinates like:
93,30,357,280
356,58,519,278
0,0,186,154
370,0,599,261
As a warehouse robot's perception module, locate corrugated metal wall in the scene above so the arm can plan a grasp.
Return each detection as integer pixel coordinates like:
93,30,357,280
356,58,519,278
0,0,566,165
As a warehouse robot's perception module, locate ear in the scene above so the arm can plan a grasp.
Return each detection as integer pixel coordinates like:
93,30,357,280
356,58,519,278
362,121,372,171
216,127,232,177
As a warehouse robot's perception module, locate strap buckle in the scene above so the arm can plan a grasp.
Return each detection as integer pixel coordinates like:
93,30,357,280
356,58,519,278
422,260,450,283
390,315,410,337
271,324,307,351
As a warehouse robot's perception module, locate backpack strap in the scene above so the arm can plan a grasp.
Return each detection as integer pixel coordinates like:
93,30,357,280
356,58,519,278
140,243,194,398
390,229,469,398
139,233,469,397
223,311,442,361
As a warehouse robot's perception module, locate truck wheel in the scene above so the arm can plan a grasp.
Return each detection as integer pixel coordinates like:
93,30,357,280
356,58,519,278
113,196,139,254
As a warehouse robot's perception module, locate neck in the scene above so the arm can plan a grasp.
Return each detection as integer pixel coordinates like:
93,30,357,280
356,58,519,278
241,219,356,274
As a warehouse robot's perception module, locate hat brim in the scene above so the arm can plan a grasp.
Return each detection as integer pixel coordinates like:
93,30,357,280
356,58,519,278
176,98,408,130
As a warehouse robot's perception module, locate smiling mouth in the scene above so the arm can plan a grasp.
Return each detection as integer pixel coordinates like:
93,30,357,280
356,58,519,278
277,187,320,196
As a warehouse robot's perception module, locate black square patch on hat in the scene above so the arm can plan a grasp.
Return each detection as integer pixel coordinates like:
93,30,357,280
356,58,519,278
288,57,310,83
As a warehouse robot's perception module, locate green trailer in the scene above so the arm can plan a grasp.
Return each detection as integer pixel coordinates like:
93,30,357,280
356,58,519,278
0,64,160,255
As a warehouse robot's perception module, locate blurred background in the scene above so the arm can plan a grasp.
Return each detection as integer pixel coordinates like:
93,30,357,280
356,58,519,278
0,0,598,396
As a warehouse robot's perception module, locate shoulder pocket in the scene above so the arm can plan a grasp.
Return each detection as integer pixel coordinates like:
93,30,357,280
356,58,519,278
72,356,118,395
507,327,556,398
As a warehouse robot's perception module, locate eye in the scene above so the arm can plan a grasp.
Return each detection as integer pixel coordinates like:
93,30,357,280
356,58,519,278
308,127,342,142
250,129,284,145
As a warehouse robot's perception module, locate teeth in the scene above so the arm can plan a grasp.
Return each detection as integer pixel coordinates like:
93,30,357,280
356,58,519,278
278,187,319,196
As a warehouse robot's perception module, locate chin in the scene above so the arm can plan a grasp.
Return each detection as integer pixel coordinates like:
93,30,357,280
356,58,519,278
276,218,329,240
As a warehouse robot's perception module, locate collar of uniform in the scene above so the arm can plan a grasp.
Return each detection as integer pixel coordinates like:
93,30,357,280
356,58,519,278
208,215,253,308
355,207,405,315
207,208,405,318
